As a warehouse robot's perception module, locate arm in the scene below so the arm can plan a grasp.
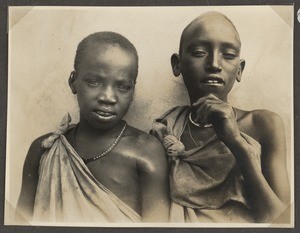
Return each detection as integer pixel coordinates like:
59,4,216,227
253,110,290,221
16,135,48,222
225,111,289,222
137,135,170,222
193,95,290,222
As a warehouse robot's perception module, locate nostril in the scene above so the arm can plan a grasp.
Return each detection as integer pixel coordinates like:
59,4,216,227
97,87,117,104
205,64,222,73
205,53,222,73
98,94,117,104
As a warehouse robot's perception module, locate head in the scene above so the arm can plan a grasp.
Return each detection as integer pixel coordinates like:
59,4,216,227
69,31,139,129
171,11,245,103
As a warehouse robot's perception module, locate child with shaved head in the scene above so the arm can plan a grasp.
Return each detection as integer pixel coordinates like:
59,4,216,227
17,31,170,224
151,12,290,223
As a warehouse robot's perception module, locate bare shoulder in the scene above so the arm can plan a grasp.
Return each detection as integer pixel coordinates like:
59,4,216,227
29,133,52,154
126,125,165,151
251,109,283,125
239,108,285,145
252,109,284,136
125,125,167,170
24,133,53,168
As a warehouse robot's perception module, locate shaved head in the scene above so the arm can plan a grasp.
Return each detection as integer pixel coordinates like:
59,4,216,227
74,31,139,79
179,11,241,55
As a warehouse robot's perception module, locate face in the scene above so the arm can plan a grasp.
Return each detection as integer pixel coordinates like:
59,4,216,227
172,15,245,103
70,44,136,130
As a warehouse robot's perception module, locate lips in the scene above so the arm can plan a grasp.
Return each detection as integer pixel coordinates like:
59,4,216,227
201,76,225,86
94,110,117,120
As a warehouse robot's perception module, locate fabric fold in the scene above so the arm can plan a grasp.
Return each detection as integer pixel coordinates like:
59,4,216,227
151,106,262,222
33,114,141,223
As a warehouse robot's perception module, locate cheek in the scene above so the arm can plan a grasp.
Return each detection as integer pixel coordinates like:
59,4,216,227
77,84,99,97
119,92,134,106
182,59,205,75
223,61,240,73
76,89,95,107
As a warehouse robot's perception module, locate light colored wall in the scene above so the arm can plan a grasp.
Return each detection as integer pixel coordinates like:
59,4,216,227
6,6,293,223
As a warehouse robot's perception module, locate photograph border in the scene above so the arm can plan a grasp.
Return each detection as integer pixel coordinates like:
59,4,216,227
1,0,299,232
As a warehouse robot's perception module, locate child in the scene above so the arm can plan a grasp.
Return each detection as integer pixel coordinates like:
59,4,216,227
151,12,290,223
16,31,170,224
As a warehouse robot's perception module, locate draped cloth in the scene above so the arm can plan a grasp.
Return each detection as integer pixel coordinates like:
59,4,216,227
32,114,141,223
151,106,261,223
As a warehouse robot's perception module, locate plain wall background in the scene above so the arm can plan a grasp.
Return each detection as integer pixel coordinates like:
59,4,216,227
6,6,293,225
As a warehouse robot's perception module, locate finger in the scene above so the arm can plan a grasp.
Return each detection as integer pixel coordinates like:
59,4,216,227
208,105,237,124
192,99,222,124
192,103,207,123
192,94,221,108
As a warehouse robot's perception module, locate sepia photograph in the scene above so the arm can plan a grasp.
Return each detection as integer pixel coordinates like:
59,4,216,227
5,5,294,228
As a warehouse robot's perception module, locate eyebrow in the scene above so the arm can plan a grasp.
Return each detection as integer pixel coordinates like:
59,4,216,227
187,40,240,51
221,42,241,51
187,40,210,48
82,72,102,78
82,73,135,84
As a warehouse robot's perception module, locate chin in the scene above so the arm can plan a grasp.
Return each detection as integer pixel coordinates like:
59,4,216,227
97,120,122,129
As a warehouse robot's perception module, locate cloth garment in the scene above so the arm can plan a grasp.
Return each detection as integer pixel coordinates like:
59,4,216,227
151,106,261,223
32,114,141,223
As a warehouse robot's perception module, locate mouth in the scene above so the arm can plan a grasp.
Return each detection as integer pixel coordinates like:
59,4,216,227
94,110,117,120
201,77,225,86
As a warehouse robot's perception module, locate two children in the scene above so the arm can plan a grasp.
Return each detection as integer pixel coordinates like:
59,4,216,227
16,32,170,223
17,11,290,224
151,11,290,223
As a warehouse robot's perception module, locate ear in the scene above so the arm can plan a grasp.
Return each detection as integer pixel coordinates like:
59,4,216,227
68,71,77,94
236,59,245,82
171,53,181,77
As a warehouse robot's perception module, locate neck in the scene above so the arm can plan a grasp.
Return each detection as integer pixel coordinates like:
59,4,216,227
77,117,125,139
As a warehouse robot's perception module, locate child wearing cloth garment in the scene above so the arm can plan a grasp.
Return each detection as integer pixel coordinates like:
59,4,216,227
16,31,170,224
151,12,290,223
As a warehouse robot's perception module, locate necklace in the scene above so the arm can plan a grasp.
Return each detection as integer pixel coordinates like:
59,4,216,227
188,107,237,128
73,122,127,164
188,112,213,128
187,121,200,147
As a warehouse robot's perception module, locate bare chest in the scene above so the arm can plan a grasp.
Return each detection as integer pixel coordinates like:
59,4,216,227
88,151,141,213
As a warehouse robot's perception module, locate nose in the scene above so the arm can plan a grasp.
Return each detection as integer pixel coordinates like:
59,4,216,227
98,86,117,105
205,52,222,73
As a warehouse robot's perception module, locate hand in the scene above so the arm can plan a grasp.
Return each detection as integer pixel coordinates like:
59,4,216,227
191,94,241,144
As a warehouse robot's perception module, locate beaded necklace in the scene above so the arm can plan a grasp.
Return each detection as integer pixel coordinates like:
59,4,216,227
73,122,127,164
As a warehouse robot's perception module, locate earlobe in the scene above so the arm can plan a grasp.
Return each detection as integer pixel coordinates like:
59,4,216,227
68,71,77,94
236,59,246,82
171,53,181,77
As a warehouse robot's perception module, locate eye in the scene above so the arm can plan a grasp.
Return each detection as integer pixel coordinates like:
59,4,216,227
223,52,238,60
192,49,207,57
117,84,133,92
87,80,102,87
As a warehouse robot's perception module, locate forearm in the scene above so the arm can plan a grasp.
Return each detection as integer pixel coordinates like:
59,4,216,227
226,135,286,222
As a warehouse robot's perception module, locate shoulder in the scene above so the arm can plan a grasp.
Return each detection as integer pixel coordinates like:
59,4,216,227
29,133,53,152
125,125,167,171
126,125,165,152
251,109,283,123
25,133,53,165
239,109,285,145
252,109,284,133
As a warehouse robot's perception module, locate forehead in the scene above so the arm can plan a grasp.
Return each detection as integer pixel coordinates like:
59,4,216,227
79,43,135,69
182,15,241,49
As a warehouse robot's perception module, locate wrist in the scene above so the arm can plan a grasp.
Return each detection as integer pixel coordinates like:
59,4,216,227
223,133,248,153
